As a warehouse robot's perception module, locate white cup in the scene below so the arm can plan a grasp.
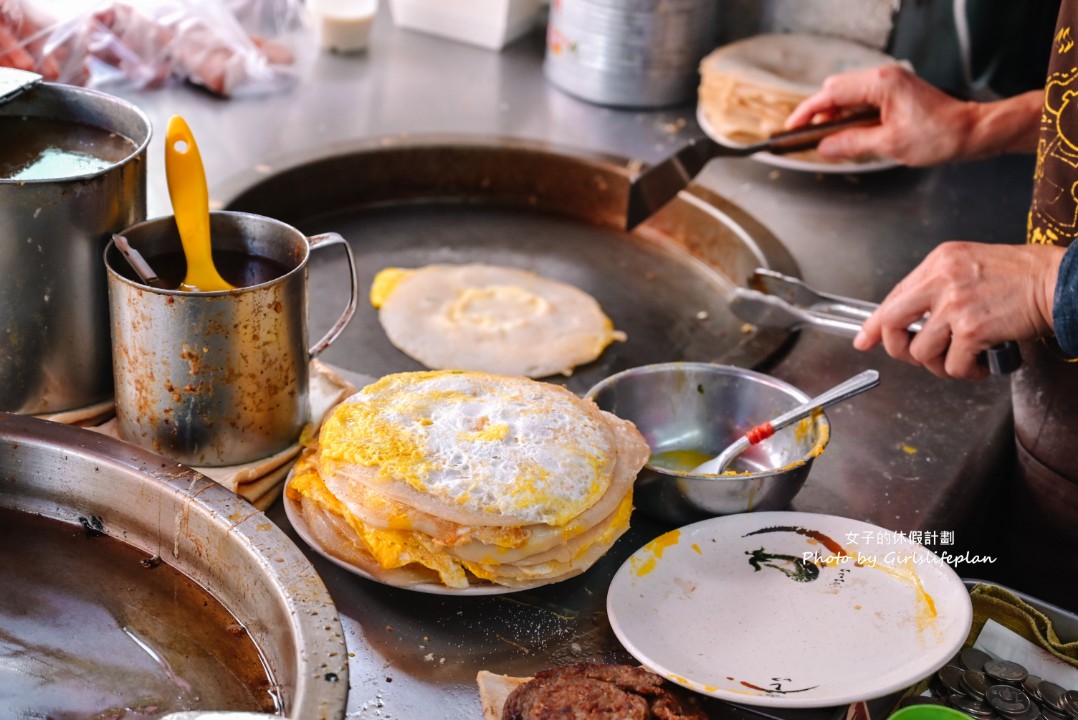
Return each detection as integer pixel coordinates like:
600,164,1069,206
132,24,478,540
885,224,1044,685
309,0,378,53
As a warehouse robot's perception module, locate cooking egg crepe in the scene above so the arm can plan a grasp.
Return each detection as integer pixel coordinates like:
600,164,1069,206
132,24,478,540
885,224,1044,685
285,370,650,590
370,263,626,378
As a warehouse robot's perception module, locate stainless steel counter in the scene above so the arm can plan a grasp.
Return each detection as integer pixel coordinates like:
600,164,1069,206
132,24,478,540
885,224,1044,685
111,9,1035,718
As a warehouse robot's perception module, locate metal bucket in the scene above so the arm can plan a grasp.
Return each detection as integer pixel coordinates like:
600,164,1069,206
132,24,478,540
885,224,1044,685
0,83,150,415
544,0,718,108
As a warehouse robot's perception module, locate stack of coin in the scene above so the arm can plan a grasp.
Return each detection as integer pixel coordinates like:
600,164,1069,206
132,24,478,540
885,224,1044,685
897,648,1078,720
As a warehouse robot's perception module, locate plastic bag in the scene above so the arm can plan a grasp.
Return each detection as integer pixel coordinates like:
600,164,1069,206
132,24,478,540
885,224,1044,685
0,0,308,97
0,0,89,83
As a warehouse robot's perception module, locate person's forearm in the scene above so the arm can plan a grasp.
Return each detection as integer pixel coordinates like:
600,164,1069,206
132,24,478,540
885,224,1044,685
959,90,1043,159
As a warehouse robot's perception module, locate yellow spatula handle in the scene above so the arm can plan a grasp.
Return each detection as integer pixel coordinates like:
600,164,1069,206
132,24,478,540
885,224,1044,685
165,115,233,292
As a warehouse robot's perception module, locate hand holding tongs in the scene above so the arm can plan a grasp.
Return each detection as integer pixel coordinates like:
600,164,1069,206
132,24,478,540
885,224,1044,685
728,269,1022,375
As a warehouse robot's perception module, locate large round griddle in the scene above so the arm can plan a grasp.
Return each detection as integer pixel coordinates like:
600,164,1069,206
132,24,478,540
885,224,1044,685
221,136,798,393
214,137,803,717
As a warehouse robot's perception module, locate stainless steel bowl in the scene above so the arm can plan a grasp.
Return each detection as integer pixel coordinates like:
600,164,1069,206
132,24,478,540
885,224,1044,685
0,413,348,719
586,362,829,524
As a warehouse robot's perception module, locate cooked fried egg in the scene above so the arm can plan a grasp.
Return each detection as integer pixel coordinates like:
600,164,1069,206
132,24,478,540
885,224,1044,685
371,264,626,378
319,371,615,526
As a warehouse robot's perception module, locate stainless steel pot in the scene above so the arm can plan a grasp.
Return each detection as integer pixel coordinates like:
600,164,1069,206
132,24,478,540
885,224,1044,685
544,0,718,108
0,83,150,414
0,413,349,719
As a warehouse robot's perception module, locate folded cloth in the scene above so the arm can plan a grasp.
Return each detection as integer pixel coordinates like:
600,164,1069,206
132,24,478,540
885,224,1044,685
968,583,1078,668
82,360,365,510
194,443,299,510
36,398,116,427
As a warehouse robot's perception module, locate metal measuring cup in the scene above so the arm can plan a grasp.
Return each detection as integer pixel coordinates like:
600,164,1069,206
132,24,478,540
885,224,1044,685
105,211,358,467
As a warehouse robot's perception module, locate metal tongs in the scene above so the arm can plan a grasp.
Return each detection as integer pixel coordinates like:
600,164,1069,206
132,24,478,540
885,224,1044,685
729,268,1023,375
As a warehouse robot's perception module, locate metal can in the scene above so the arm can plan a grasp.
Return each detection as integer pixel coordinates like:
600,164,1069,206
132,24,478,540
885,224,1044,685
543,0,718,108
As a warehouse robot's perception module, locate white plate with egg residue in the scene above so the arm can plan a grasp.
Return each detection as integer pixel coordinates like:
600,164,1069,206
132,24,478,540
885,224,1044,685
696,106,901,175
606,511,972,708
284,492,519,596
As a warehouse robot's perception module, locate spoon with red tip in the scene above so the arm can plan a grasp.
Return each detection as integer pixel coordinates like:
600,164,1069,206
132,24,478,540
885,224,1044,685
691,369,880,476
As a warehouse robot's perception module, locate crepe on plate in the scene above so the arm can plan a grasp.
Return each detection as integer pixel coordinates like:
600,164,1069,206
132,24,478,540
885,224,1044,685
699,33,896,144
370,263,626,378
285,370,650,590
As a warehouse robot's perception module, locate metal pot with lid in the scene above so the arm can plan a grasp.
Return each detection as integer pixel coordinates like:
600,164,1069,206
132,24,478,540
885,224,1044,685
0,76,150,414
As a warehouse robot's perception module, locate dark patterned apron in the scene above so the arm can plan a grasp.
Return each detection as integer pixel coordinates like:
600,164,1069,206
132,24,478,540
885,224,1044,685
1009,1,1078,609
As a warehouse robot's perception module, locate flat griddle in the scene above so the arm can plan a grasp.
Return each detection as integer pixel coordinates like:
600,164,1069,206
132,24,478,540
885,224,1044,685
221,136,800,394
218,137,831,720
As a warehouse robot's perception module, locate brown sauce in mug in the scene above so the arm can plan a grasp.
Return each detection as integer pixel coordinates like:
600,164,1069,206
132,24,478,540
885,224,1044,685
145,249,293,290
0,116,137,181
0,507,281,717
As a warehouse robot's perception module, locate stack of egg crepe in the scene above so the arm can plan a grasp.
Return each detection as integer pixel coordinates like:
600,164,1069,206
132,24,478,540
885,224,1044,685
699,33,896,143
285,370,650,590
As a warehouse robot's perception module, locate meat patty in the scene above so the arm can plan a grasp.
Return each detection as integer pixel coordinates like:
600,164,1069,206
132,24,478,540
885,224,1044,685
502,663,707,720
547,664,664,695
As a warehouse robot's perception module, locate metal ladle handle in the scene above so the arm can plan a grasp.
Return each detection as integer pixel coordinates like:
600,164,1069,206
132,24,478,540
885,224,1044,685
763,369,880,436
112,233,166,289
692,369,880,475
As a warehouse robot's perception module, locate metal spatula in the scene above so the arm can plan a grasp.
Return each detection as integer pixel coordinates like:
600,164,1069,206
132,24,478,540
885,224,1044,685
624,109,881,231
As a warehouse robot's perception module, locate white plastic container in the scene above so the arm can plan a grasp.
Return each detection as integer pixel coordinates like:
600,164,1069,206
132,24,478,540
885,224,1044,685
388,0,544,50
309,0,378,53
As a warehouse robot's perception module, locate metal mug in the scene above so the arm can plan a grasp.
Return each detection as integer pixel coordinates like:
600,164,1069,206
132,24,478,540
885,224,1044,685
105,211,359,467
1,82,150,414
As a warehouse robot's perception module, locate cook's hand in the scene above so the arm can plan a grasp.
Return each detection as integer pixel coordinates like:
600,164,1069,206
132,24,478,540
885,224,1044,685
786,64,1043,166
784,65,978,166
854,242,1065,379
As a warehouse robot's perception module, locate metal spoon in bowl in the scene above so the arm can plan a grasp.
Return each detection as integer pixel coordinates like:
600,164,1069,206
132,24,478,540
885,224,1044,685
691,369,880,476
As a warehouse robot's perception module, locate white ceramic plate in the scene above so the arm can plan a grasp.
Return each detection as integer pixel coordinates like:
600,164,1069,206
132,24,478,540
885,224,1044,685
696,106,900,174
607,511,972,708
283,491,519,596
